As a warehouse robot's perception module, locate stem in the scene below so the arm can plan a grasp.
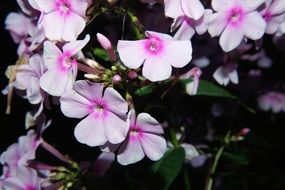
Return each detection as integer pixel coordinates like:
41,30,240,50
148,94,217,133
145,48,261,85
77,62,102,75
206,145,225,190
184,166,191,190
41,140,72,165
170,128,179,148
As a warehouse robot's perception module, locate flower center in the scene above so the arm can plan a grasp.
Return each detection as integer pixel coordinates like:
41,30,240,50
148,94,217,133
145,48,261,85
144,36,164,55
262,11,272,22
227,6,244,26
57,52,75,72
56,0,71,15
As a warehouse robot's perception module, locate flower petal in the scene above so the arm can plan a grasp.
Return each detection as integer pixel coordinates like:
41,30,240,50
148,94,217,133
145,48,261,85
32,0,54,12
117,137,144,165
136,113,164,134
242,12,266,40
211,0,234,11
117,40,146,69
70,0,88,16
42,12,65,41
208,12,227,37
73,80,103,101
74,114,107,146
270,0,285,15
219,25,244,52
61,13,86,42
63,34,90,55
60,90,91,118
181,0,204,20
164,0,183,19
43,41,62,70
142,56,172,81
103,87,128,119
140,133,166,161
174,21,196,40
104,111,129,144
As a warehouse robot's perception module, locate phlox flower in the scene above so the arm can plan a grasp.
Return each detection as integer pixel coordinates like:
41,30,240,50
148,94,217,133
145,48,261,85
208,0,266,52
164,0,205,20
117,110,167,165
15,55,48,117
32,0,88,41
171,9,213,40
213,64,239,86
117,31,192,82
182,67,202,95
40,34,90,96
258,92,285,113
1,166,42,190
260,0,285,34
60,80,129,146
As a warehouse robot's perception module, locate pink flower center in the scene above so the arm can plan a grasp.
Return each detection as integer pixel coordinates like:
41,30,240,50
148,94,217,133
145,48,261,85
262,11,272,22
56,0,72,16
57,51,76,72
144,36,164,55
129,127,142,141
90,99,108,118
227,6,245,26
25,184,36,190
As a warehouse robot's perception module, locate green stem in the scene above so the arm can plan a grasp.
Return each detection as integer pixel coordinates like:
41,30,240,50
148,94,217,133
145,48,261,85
184,166,191,190
170,128,180,148
206,145,225,190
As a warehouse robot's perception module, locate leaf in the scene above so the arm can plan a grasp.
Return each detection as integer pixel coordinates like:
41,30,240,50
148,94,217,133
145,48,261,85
93,48,109,61
222,151,249,165
134,83,156,96
150,147,185,190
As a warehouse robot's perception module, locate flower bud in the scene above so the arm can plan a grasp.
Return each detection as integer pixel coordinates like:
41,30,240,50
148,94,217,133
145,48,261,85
128,70,138,79
112,75,121,84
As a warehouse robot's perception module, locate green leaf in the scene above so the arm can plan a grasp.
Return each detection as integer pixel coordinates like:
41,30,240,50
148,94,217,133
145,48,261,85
222,151,249,165
150,147,185,190
134,83,156,96
93,48,109,61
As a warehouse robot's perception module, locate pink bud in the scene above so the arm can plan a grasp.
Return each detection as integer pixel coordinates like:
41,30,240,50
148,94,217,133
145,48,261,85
128,70,138,79
112,75,121,84
97,33,112,50
240,128,250,136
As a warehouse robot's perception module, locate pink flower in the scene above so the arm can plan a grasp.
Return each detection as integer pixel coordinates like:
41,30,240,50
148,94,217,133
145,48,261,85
213,64,239,86
117,31,192,82
40,35,90,96
15,55,48,117
60,80,129,146
1,166,42,190
260,0,285,34
32,0,88,41
208,0,266,52
171,9,213,40
164,0,205,20
181,67,202,95
258,92,285,113
117,110,167,165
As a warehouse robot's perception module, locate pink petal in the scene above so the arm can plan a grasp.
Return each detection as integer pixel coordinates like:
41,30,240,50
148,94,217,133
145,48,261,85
103,87,128,119
195,9,213,35
96,33,112,50
145,31,173,40
208,12,227,37
43,41,62,69
243,0,265,12
219,25,244,52
181,0,204,20
211,0,234,11
16,166,38,187
140,133,166,161
213,66,230,86
42,12,64,41
32,0,54,12
270,0,285,15
70,0,88,16
164,0,183,19
117,40,146,69
142,56,172,81
74,114,107,146
136,113,164,134
5,13,31,40
63,34,90,55
61,13,86,42
266,15,284,34
104,111,129,144
60,90,91,118
2,178,25,190
163,40,192,68
29,55,46,77
242,12,266,40
174,21,196,40
73,80,103,101
117,137,144,165
39,68,68,96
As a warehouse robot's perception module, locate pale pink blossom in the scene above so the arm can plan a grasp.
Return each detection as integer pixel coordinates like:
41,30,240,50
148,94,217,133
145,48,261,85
117,31,192,82
171,9,213,40
213,64,239,86
60,80,129,146
260,0,285,34
182,67,202,95
40,35,90,96
1,166,42,190
15,55,48,117
117,110,167,165
164,0,205,20
32,0,88,41
208,0,266,52
258,92,285,113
